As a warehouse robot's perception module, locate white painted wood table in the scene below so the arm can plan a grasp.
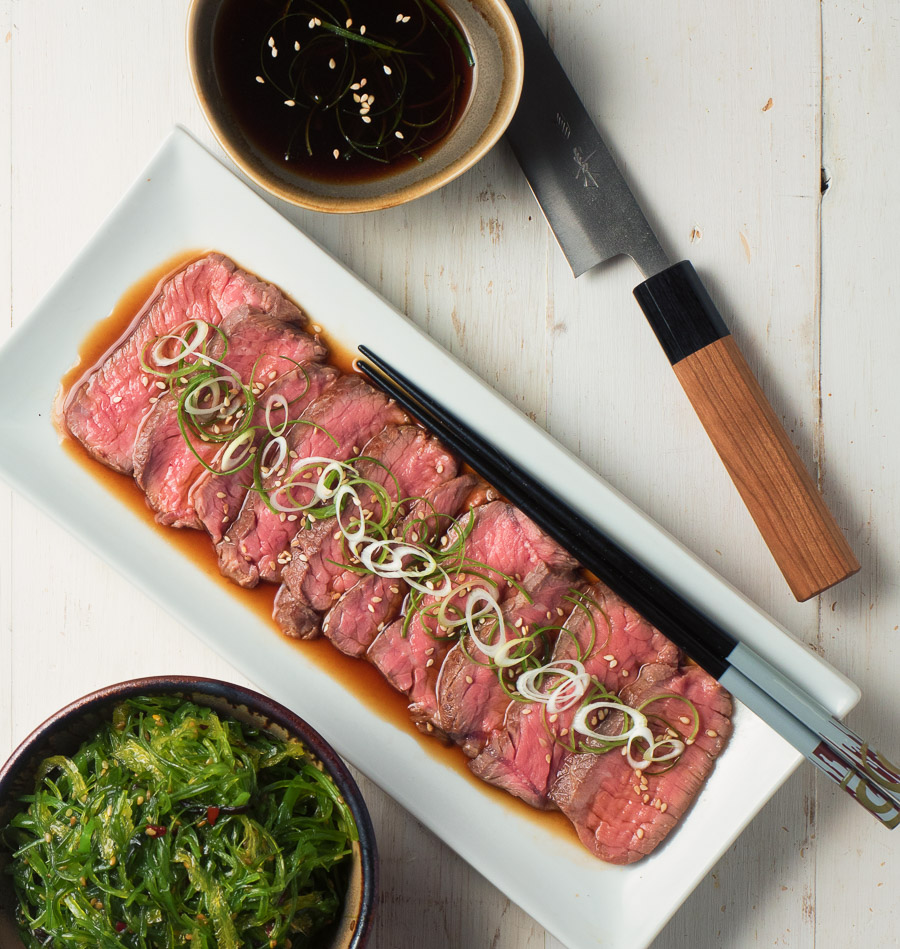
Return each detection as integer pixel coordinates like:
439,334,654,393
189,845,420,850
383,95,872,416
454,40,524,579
1,1,898,946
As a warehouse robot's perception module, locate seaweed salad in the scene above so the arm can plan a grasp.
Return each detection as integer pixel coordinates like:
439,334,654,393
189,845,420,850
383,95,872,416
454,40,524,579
2,696,357,948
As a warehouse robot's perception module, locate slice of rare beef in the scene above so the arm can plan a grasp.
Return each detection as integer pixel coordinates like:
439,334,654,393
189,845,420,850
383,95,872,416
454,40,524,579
469,582,681,807
274,428,460,639
65,254,302,474
279,426,458,616
549,662,732,864
320,474,477,654
217,375,407,588
190,363,339,541
133,307,326,528
434,563,582,756
368,502,577,733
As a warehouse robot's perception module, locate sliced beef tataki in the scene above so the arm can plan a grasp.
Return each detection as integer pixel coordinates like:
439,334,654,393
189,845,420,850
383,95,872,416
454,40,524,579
65,254,302,474
469,581,681,807
217,375,407,588
320,474,477,654
549,662,732,864
368,502,577,735
132,307,326,529
273,426,458,638
190,363,339,541
435,563,581,756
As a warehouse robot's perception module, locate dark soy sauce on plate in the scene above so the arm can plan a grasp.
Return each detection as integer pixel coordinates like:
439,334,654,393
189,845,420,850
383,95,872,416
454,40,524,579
212,0,475,184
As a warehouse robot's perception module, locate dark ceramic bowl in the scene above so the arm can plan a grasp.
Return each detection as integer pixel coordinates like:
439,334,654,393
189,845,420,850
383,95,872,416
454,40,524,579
0,676,377,949
187,0,524,213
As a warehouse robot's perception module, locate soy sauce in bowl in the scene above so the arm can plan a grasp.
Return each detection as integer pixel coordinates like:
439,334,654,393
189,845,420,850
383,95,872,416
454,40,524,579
212,0,475,185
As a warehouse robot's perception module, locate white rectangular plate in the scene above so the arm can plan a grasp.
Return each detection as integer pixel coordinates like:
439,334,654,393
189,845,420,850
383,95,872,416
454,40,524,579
0,128,860,949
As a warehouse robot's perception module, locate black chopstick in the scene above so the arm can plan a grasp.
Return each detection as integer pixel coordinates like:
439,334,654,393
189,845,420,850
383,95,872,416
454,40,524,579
357,345,900,828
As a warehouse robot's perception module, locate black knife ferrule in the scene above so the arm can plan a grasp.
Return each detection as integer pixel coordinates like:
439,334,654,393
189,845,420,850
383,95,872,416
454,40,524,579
634,261,730,364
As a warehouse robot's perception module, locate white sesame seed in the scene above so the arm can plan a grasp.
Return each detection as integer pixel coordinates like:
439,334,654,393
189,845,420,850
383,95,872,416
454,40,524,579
111,395,122,404
396,13,404,22
402,15,411,22
268,36,275,47
294,40,300,50
308,18,316,28
156,381,166,390
329,58,336,69
333,149,340,159
271,47,278,58
256,75,265,84
384,65,392,75
350,82,360,90
426,658,434,668
361,116,371,123
345,18,352,27
353,93,361,103
360,77,367,87
284,99,296,107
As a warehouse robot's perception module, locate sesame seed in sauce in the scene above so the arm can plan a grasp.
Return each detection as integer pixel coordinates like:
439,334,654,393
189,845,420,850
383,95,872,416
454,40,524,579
636,828,645,839
609,659,618,669
426,658,434,668
706,729,718,738
660,803,668,813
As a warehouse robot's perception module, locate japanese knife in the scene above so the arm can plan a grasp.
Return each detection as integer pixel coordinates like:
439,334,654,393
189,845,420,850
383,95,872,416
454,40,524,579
502,0,859,602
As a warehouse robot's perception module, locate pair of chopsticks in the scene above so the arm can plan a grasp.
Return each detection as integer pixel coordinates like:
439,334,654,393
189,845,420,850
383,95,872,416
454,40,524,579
357,345,900,828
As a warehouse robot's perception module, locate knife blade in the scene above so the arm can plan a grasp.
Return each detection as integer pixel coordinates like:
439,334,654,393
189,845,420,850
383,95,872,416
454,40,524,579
502,0,859,602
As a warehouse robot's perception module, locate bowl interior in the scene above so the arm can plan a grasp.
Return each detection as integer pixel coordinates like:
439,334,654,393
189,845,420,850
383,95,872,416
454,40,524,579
0,677,376,949
188,0,523,211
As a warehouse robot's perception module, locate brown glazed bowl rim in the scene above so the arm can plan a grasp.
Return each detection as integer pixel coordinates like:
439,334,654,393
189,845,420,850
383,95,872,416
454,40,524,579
0,675,377,949
186,0,524,213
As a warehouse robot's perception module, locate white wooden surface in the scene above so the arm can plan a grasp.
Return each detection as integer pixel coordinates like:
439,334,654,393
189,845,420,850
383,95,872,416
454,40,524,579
1,1,897,946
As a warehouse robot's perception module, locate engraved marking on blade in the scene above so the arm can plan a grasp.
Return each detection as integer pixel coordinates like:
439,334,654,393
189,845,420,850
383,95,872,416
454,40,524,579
556,113,572,139
573,147,599,188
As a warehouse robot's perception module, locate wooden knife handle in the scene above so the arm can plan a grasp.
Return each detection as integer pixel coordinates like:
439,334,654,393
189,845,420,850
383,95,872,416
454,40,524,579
634,261,859,602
